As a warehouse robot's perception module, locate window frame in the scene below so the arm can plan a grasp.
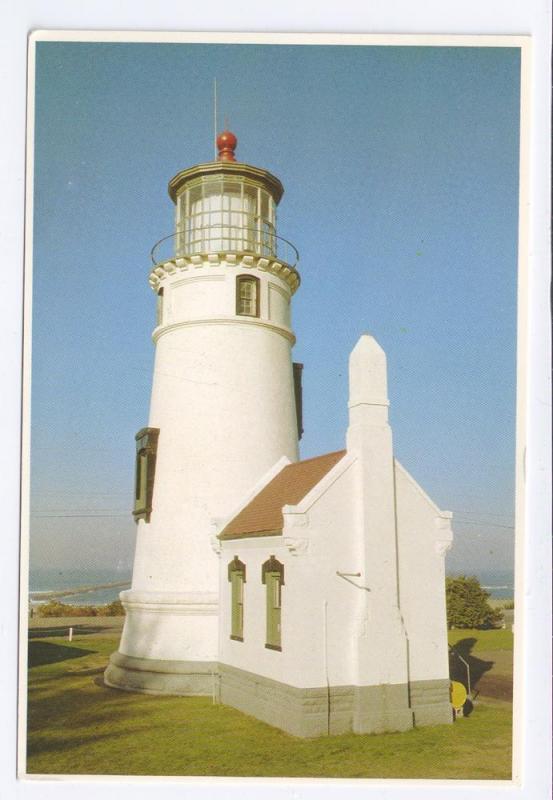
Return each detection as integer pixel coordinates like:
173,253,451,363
156,287,164,327
228,556,247,642
132,427,160,524
236,274,261,318
262,556,285,651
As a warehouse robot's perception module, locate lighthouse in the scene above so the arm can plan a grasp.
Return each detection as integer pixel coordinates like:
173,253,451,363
105,130,453,738
105,132,302,694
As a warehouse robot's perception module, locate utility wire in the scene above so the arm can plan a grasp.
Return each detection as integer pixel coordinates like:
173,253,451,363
451,508,514,520
29,512,515,529
453,520,514,531
30,513,130,519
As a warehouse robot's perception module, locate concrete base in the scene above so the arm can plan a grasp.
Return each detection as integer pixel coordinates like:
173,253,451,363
219,663,354,737
104,651,218,696
219,663,450,738
410,678,453,727
352,683,414,734
104,656,453,736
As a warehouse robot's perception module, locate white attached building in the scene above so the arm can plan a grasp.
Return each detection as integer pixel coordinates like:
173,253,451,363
105,132,453,736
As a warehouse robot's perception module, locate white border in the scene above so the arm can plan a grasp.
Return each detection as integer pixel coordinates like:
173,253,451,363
2,5,551,800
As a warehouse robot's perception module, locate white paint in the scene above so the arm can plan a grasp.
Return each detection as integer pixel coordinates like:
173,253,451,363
112,153,450,705
394,459,453,682
116,192,299,667
218,334,452,696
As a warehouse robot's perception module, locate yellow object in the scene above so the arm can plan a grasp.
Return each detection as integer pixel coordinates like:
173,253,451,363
450,680,468,710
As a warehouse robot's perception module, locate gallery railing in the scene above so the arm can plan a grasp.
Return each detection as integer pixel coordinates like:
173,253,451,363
150,224,299,269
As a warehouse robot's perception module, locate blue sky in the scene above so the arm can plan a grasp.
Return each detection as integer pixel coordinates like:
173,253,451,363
29,42,520,574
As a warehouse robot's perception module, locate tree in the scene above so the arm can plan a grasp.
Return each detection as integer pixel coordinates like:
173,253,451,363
445,575,503,629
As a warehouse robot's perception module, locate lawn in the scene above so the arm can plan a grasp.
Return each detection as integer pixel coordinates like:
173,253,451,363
25,622,513,779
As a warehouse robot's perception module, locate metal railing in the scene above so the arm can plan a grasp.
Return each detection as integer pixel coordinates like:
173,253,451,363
150,224,299,269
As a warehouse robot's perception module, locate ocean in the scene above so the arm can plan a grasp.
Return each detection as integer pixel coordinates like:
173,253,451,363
29,567,132,606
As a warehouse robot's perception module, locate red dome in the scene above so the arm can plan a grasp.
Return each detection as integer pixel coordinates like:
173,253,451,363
216,130,237,162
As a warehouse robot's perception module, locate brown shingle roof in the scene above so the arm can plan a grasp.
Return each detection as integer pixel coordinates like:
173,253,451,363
219,450,346,539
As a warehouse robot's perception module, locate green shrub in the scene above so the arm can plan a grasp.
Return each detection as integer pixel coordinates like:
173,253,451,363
37,601,98,618
446,575,504,629
35,600,125,618
98,599,125,616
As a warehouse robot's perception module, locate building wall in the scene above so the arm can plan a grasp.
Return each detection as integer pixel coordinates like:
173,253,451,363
131,262,299,595
217,451,453,734
218,457,360,689
394,459,451,684
111,259,300,675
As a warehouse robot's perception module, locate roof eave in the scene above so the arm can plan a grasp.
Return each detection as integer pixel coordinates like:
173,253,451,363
218,528,283,541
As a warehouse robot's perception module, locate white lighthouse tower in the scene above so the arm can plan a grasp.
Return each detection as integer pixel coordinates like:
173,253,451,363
105,131,302,694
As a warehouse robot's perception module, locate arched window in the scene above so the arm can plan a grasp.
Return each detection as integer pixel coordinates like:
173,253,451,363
228,556,246,641
262,556,284,651
236,275,260,318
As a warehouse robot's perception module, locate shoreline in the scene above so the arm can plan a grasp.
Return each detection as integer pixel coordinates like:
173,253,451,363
29,579,131,604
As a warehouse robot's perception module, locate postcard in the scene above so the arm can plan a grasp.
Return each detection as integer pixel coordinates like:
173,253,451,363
13,28,545,798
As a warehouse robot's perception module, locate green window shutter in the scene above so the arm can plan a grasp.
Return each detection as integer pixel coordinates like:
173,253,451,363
133,427,160,523
231,572,244,640
261,556,284,651
228,556,246,642
139,453,148,507
293,362,304,441
265,572,282,650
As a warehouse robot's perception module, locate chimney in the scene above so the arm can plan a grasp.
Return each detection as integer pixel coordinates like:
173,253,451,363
346,334,390,450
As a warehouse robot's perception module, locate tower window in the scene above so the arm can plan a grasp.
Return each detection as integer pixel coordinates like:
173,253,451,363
293,362,304,441
156,288,164,326
236,275,260,318
228,556,246,641
262,556,284,651
133,427,160,524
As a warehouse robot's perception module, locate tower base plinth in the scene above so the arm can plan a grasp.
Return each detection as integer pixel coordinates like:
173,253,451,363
104,651,219,696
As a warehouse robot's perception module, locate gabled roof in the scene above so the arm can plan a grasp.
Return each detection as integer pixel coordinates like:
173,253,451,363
219,450,346,539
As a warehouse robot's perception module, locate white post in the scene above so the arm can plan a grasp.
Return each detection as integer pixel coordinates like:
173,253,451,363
68,627,73,642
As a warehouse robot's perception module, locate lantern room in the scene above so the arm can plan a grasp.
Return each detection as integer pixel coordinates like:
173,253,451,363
160,131,294,263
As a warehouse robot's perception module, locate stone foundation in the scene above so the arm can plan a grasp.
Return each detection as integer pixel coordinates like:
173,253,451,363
409,678,453,726
104,651,218,696
352,683,414,734
104,656,453,736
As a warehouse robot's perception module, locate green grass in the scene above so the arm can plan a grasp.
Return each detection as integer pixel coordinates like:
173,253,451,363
448,628,513,652
26,629,513,779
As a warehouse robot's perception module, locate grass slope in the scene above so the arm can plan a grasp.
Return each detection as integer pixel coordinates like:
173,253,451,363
26,627,513,780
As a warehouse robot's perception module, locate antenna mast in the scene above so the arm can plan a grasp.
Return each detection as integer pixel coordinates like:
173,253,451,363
213,78,217,159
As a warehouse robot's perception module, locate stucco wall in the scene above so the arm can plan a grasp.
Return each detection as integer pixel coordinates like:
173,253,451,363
218,457,362,688
131,263,299,595
117,259,299,667
394,459,451,683
218,455,452,693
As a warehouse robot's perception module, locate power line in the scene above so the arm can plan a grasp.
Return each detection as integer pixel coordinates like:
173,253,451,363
454,520,514,531
30,513,130,519
451,508,514,520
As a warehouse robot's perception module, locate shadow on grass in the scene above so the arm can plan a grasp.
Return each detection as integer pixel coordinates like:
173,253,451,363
28,641,96,668
26,726,140,761
29,625,113,639
27,683,182,762
449,638,494,693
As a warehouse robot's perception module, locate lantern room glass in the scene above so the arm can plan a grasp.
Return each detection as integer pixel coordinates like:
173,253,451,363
176,177,276,258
